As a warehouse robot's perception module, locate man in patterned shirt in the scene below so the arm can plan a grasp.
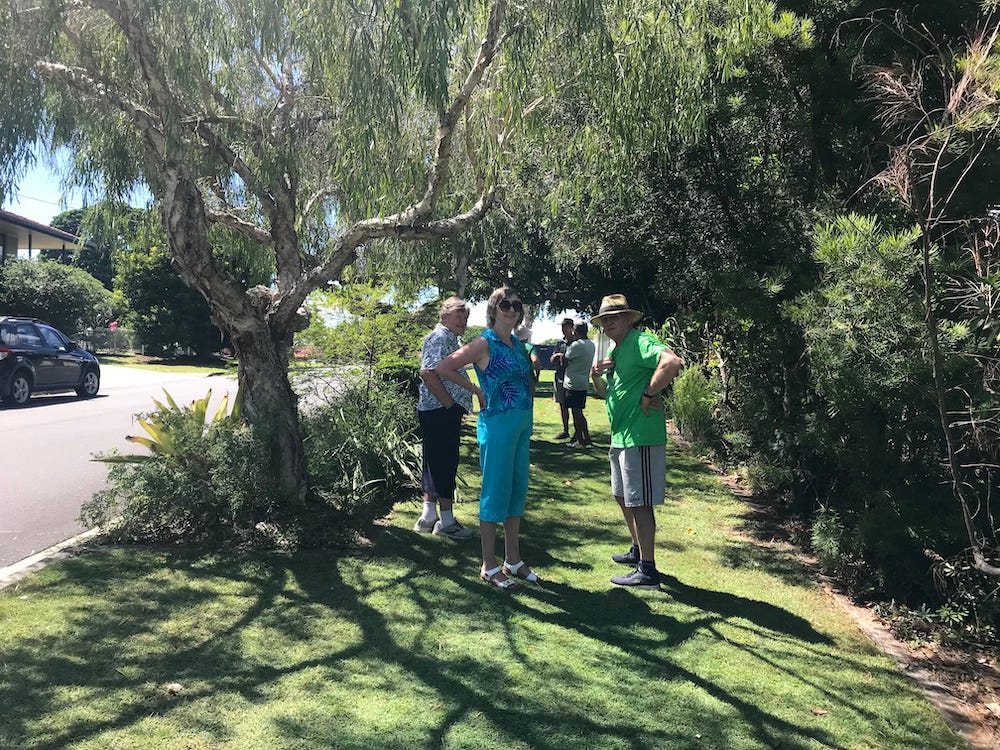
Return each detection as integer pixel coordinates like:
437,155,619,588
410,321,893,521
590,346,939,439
415,296,476,540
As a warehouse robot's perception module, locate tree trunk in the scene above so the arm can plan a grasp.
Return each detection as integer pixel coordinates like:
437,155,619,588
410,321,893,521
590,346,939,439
452,241,470,298
920,233,1000,576
231,324,309,504
159,167,309,503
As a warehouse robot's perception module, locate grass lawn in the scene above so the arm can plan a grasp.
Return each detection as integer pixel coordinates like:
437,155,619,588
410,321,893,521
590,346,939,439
97,353,238,374
0,375,966,749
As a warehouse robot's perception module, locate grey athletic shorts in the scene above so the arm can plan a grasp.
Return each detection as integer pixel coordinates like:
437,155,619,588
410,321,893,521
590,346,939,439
553,378,567,405
609,445,666,508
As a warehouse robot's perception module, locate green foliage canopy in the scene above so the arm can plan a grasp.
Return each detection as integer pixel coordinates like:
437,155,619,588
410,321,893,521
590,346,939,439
0,259,114,332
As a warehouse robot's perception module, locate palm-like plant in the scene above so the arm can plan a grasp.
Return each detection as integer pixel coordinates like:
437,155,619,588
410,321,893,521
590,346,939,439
99,386,244,463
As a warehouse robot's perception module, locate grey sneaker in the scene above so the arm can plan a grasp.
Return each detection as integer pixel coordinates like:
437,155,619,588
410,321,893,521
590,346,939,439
611,547,640,565
433,519,475,540
611,568,660,589
413,517,437,533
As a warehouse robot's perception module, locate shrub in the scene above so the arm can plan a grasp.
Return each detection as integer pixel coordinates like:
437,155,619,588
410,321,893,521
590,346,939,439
744,461,795,497
0,259,115,331
83,378,423,549
83,391,286,547
301,382,421,530
810,506,846,572
114,240,225,356
668,366,719,450
930,553,1000,648
809,506,878,595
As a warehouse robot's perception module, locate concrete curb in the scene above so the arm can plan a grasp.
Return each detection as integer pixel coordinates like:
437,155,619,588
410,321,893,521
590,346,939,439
0,527,102,590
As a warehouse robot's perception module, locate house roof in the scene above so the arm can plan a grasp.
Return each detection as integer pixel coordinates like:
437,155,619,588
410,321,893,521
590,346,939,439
0,209,88,251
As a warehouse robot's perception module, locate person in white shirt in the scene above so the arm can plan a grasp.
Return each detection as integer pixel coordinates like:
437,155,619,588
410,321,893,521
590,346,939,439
548,318,576,440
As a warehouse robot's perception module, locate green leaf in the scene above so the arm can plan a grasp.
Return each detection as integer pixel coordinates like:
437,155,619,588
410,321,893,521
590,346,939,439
190,390,211,426
162,389,180,411
125,434,161,453
93,454,159,464
135,418,177,454
212,393,230,424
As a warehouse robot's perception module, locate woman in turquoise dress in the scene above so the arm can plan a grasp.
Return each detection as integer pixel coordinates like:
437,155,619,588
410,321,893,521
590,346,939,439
436,286,539,589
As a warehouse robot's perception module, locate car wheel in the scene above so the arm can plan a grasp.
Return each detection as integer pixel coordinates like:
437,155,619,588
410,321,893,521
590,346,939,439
77,368,100,398
7,372,32,406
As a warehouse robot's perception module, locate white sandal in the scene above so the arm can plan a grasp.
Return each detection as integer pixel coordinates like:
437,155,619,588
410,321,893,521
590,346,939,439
503,559,540,583
481,565,518,589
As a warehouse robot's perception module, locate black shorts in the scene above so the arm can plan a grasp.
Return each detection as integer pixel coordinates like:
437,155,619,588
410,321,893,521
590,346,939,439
565,389,588,409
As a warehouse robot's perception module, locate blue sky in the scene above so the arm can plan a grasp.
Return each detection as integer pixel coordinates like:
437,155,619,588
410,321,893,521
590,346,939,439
2,157,82,225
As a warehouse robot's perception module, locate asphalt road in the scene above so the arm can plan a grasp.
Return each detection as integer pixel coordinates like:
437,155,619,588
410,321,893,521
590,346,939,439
0,365,237,568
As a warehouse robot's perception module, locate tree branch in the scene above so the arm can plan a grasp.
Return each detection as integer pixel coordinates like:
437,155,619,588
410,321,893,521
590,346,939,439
206,209,274,245
33,60,165,155
271,187,497,329
398,0,507,225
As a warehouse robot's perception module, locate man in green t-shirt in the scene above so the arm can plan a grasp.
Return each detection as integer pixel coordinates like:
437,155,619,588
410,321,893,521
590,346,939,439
590,294,683,589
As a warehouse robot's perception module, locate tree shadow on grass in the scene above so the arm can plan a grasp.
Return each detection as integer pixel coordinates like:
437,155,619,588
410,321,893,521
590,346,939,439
718,541,819,589
0,543,945,750
288,548,850,750
0,397,947,750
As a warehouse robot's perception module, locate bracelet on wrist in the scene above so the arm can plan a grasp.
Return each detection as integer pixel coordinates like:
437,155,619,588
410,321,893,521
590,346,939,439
643,391,656,399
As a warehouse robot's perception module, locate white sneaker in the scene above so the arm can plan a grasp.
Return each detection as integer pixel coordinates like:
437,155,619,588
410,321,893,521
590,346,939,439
432,519,475,540
413,517,437,533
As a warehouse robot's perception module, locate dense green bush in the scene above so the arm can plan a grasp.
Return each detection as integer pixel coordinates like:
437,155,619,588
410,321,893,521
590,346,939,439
931,557,1000,648
301,382,421,530
0,259,115,332
84,379,422,547
668,366,719,450
114,239,224,356
810,506,845,570
83,398,286,547
783,215,966,599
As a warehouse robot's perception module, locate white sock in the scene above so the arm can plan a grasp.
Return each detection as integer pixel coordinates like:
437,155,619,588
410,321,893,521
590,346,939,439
440,509,456,527
420,502,437,523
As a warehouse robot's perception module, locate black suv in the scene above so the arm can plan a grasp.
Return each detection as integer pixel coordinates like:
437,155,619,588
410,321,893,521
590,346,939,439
0,316,101,406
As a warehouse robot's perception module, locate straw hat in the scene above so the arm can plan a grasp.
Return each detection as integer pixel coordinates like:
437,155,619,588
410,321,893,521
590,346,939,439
590,294,644,327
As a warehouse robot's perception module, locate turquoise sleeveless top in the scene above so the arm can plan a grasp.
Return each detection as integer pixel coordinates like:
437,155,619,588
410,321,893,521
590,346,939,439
474,328,533,417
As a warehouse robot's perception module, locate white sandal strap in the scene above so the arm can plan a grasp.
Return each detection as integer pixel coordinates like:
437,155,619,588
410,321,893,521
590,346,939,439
482,565,518,589
504,560,538,582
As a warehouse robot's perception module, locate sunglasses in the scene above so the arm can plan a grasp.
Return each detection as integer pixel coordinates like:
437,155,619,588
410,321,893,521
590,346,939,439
498,299,523,313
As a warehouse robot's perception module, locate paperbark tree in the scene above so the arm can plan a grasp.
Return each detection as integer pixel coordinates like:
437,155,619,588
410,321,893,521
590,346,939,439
0,0,798,503
2,0,510,501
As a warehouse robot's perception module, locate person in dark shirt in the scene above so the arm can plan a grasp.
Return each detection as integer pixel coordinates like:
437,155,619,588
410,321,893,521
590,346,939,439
549,317,575,440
